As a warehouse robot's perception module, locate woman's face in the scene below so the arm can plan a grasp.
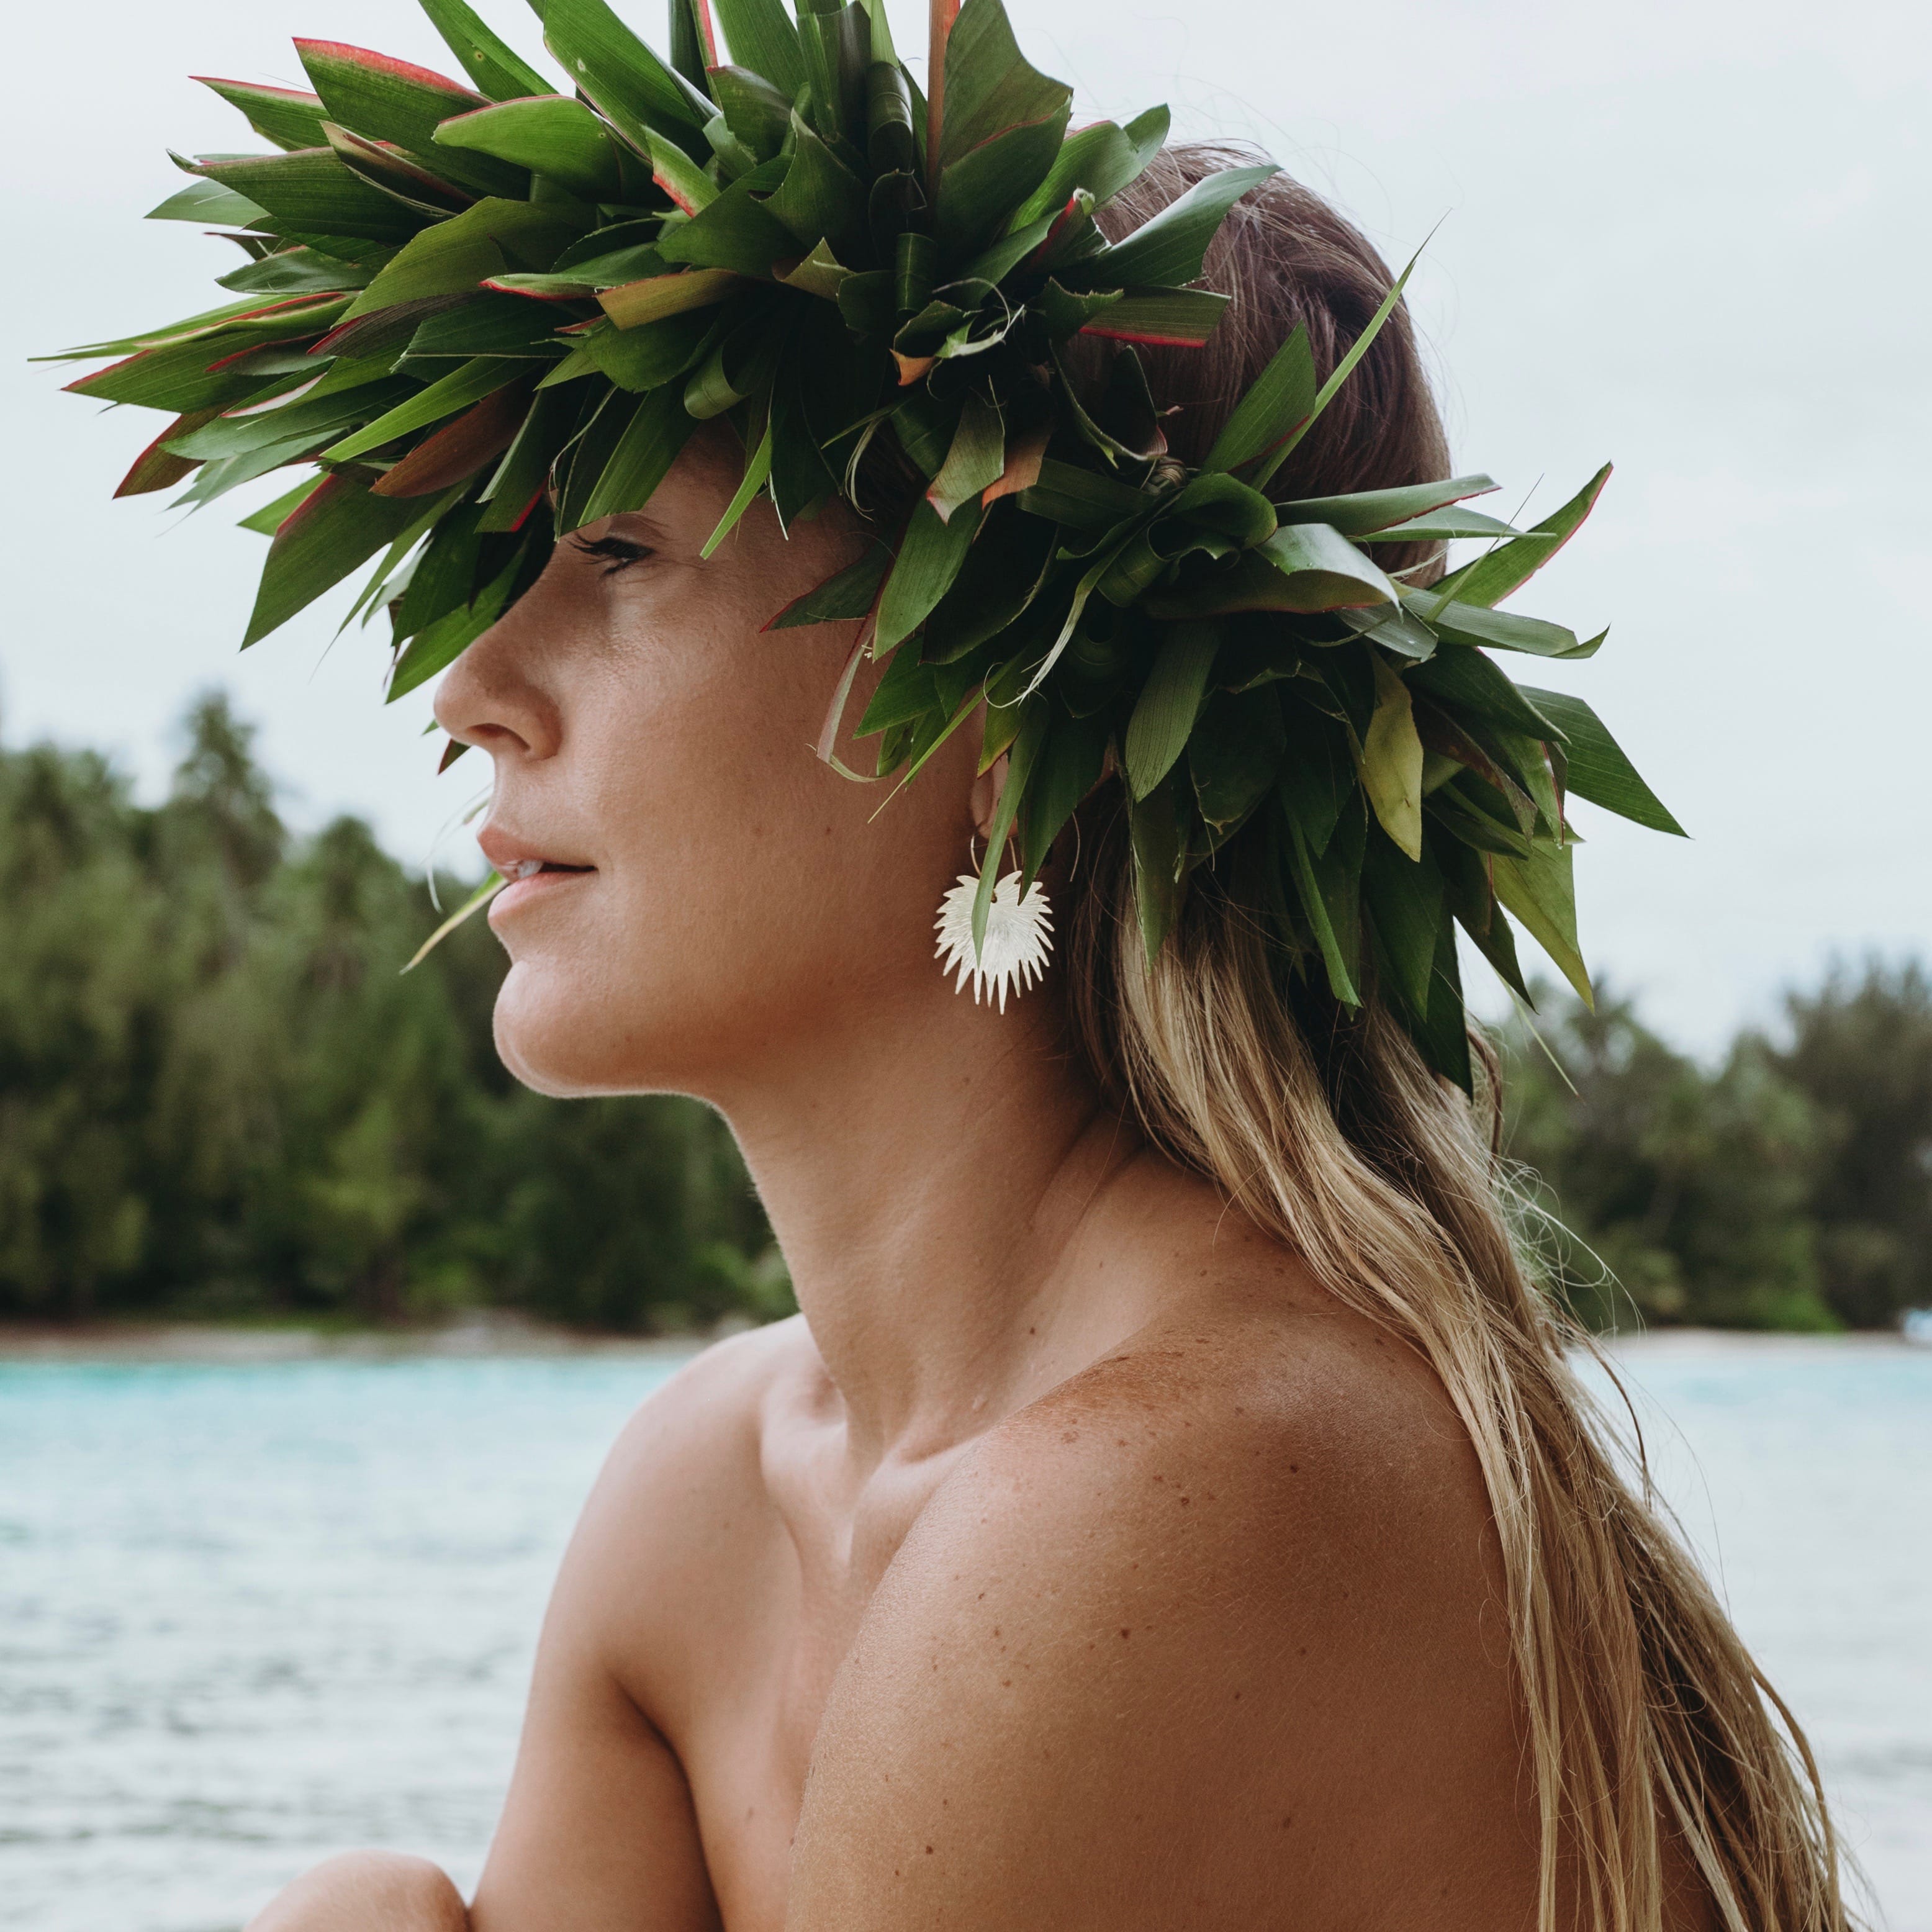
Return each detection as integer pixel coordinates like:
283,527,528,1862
434,434,980,1100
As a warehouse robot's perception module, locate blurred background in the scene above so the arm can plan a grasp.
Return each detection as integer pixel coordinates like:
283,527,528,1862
1,0,1927,1926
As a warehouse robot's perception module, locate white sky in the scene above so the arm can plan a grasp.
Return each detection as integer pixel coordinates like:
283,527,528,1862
3,0,1926,1050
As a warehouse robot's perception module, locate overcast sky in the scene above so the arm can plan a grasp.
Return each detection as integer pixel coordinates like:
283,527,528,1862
4,0,1926,1050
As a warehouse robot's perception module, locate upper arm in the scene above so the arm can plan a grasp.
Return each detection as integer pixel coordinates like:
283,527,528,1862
786,1338,1538,1932
471,1333,786,1932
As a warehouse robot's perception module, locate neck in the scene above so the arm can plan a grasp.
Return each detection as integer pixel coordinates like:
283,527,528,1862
710,989,1145,1460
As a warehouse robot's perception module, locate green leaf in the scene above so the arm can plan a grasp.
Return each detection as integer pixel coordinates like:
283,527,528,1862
1432,464,1612,610
403,292,575,358
417,0,553,101
1411,910,1473,1090
970,697,1046,954
1248,237,1424,490
874,497,983,652
937,0,1072,167
1190,685,1286,834
1007,106,1167,231
62,313,346,413
1058,163,1275,291
1276,473,1499,538
936,111,1070,251
762,112,868,256
1356,504,1522,543
1360,654,1424,859
1203,324,1314,474
1492,840,1592,1006
1149,522,1397,618
923,508,1054,661
542,0,711,145
855,640,941,738
1407,595,1588,660
479,382,584,528
702,418,775,557
926,394,1006,522
1361,824,1443,1018
190,150,426,242
217,246,370,297
1076,287,1230,347
1283,788,1365,1005
573,381,702,526
435,96,623,199
389,539,523,697
403,871,505,971
295,38,522,196
1276,699,1353,856
795,0,869,148
244,474,422,645
599,266,742,328
1407,643,1564,742
1129,774,1186,965
661,165,805,269
710,0,806,99
765,540,890,627
1516,687,1684,836
238,474,326,535
1163,472,1276,544
194,76,330,151
167,377,414,461
320,356,526,461
583,307,717,389
1020,709,1108,880
710,63,798,158
1124,621,1219,800
1014,455,1146,531
146,177,271,225
638,125,715,214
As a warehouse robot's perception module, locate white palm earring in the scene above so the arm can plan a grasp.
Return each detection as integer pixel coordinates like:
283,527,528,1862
934,847,1054,1014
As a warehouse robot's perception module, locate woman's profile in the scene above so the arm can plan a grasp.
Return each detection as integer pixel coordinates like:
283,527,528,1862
50,1,1851,1925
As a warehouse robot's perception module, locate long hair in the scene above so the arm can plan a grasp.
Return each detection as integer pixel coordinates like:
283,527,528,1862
1059,145,1851,1932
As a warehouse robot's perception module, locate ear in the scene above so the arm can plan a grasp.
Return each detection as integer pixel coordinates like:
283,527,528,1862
969,753,1009,842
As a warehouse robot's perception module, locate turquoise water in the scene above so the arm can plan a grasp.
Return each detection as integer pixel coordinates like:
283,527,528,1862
1,1336,1926,1931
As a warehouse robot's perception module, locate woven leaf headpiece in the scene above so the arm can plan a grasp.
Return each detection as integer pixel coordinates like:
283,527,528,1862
45,0,1684,1086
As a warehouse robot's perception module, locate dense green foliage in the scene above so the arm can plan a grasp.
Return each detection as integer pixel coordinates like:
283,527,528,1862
4,699,1926,1333
0,696,786,1329
1501,972,1932,1332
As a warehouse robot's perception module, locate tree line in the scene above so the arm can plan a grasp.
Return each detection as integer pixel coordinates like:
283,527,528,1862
2,696,1926,1333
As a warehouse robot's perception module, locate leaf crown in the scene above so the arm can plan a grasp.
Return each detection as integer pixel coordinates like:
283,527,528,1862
45,0,1684,1086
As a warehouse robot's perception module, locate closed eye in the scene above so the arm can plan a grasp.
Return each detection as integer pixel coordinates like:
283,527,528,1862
570,533,655,576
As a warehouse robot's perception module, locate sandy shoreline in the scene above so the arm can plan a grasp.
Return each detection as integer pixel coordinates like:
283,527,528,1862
0,1311,721,1365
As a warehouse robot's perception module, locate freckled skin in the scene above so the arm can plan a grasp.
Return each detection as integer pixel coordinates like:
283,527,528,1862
247,434,1589,1932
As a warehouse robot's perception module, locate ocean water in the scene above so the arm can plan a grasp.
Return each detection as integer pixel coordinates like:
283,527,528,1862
0,1334,1926,1931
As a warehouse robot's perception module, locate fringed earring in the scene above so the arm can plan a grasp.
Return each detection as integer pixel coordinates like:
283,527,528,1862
934,841,1054,1014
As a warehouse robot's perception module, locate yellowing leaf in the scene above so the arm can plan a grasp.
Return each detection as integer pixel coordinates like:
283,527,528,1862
1360,655,1424,859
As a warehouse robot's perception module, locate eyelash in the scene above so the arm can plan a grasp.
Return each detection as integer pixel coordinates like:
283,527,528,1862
571,533,655,576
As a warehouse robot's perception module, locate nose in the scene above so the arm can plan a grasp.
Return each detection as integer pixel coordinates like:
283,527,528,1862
432,593,561,765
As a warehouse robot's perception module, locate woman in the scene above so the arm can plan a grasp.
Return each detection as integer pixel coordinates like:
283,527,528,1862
235,152,1849,1931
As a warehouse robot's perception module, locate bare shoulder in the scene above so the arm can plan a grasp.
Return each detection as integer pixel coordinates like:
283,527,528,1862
544,1317,817,1700
790,1250,1538,1932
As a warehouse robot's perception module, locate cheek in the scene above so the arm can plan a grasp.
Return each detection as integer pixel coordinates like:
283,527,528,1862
491,627,969,1095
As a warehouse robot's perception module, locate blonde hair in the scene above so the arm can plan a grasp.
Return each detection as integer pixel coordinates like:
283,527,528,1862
1065,811,1851,1931
1057,147,1854,1932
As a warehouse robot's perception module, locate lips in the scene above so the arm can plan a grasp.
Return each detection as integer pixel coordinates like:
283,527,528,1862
499,857,591,882
478,827,596,924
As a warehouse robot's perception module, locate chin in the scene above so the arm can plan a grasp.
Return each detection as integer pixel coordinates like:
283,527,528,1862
492,960,646,1098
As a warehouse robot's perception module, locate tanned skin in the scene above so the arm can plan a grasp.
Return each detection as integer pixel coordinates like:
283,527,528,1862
245,433,1545,1932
